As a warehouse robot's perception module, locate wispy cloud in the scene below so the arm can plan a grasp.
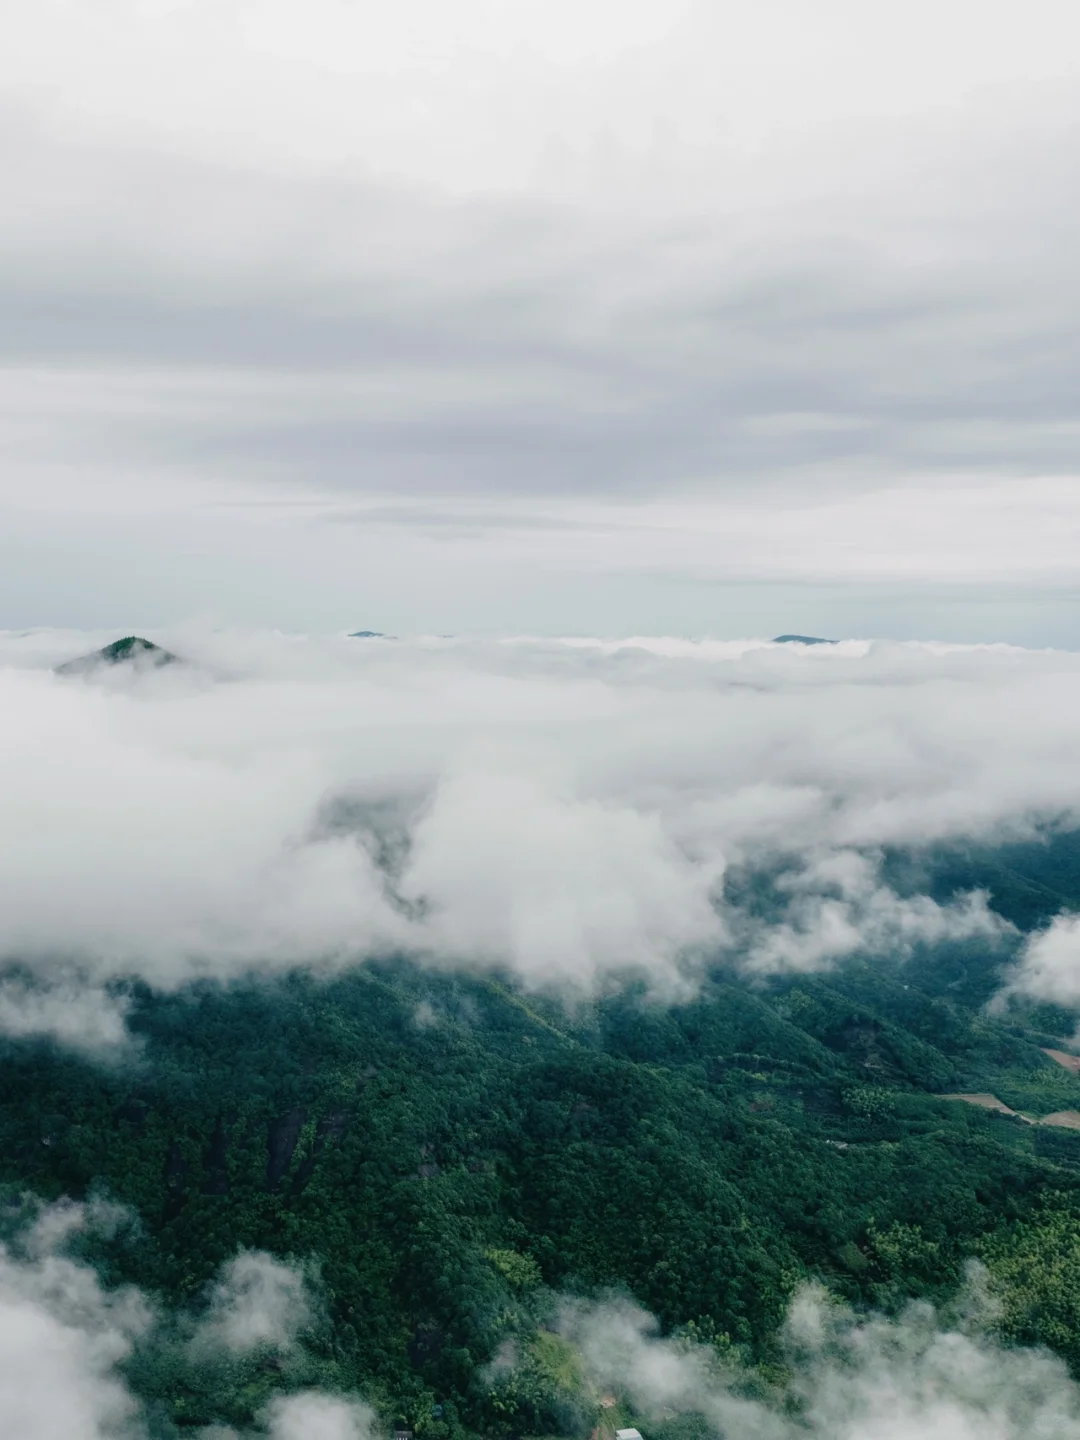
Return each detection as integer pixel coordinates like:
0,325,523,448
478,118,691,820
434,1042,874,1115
564,1276,1080,1440
0,1196,372,1440
7,1192,1080,1439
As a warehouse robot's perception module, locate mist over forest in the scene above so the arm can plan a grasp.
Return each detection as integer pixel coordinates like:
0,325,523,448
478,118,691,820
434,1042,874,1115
5,630,1080,1437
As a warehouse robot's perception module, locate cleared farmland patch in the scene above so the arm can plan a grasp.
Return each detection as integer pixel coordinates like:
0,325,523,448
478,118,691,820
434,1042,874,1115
1042,1048,1080,1074
938,1092,1026,1118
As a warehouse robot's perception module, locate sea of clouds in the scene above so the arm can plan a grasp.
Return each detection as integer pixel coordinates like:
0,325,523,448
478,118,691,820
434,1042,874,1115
2,626,1080,1046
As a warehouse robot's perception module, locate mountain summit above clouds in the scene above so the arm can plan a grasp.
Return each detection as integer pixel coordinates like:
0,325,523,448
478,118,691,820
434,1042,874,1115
54,635,182,676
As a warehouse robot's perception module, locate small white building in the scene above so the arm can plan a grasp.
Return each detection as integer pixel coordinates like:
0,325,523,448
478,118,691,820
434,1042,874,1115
616,1428,644,1440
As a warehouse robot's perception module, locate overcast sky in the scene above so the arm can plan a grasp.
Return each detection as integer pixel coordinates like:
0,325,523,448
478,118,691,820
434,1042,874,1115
3,0,1080,640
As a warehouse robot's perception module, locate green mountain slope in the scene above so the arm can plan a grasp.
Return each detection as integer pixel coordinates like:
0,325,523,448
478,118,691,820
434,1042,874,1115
3,909,1080,1433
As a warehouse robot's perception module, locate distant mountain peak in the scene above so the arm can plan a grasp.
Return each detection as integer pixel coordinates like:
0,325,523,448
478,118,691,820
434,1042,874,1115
348,630,386,639
773,634,833,646
55,635,182,676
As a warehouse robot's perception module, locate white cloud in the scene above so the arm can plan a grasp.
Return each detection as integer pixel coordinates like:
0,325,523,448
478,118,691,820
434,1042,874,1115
740,852,1009,976
401,757,723,993
259,1392,377,1440
191,1251,314,1357
565,1276,1080,1440
998,913,1080,1008
0,1201,151,1440
0,628,1074,1042
0,977,131,1052
23,1196,133,1260
0,1199,373,1440
5,1194,1080,1439
198,1393,377,1440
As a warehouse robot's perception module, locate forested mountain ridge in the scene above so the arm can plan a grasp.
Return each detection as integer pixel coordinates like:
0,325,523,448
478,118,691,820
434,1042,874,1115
5,834,1080,1434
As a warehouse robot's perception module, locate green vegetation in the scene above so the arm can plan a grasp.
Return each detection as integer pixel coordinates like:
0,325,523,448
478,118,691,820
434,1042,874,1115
979,1195,1080,1368
5,833,1080,1433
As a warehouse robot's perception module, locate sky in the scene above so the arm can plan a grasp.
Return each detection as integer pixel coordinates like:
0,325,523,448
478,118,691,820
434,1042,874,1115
3,0,1080,639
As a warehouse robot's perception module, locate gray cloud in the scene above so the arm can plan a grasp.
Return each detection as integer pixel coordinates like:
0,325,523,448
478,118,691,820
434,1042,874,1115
3,10,1080,639
2,80,1080,507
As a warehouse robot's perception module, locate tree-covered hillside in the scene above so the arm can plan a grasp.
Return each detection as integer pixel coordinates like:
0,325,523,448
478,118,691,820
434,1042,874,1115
5,834,1080,1434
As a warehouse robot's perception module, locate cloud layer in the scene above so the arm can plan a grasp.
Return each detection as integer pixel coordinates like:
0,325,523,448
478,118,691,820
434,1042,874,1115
2,628,1078,1042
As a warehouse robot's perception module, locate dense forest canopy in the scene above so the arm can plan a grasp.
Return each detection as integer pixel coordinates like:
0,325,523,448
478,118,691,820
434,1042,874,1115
6,830,1080,1436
